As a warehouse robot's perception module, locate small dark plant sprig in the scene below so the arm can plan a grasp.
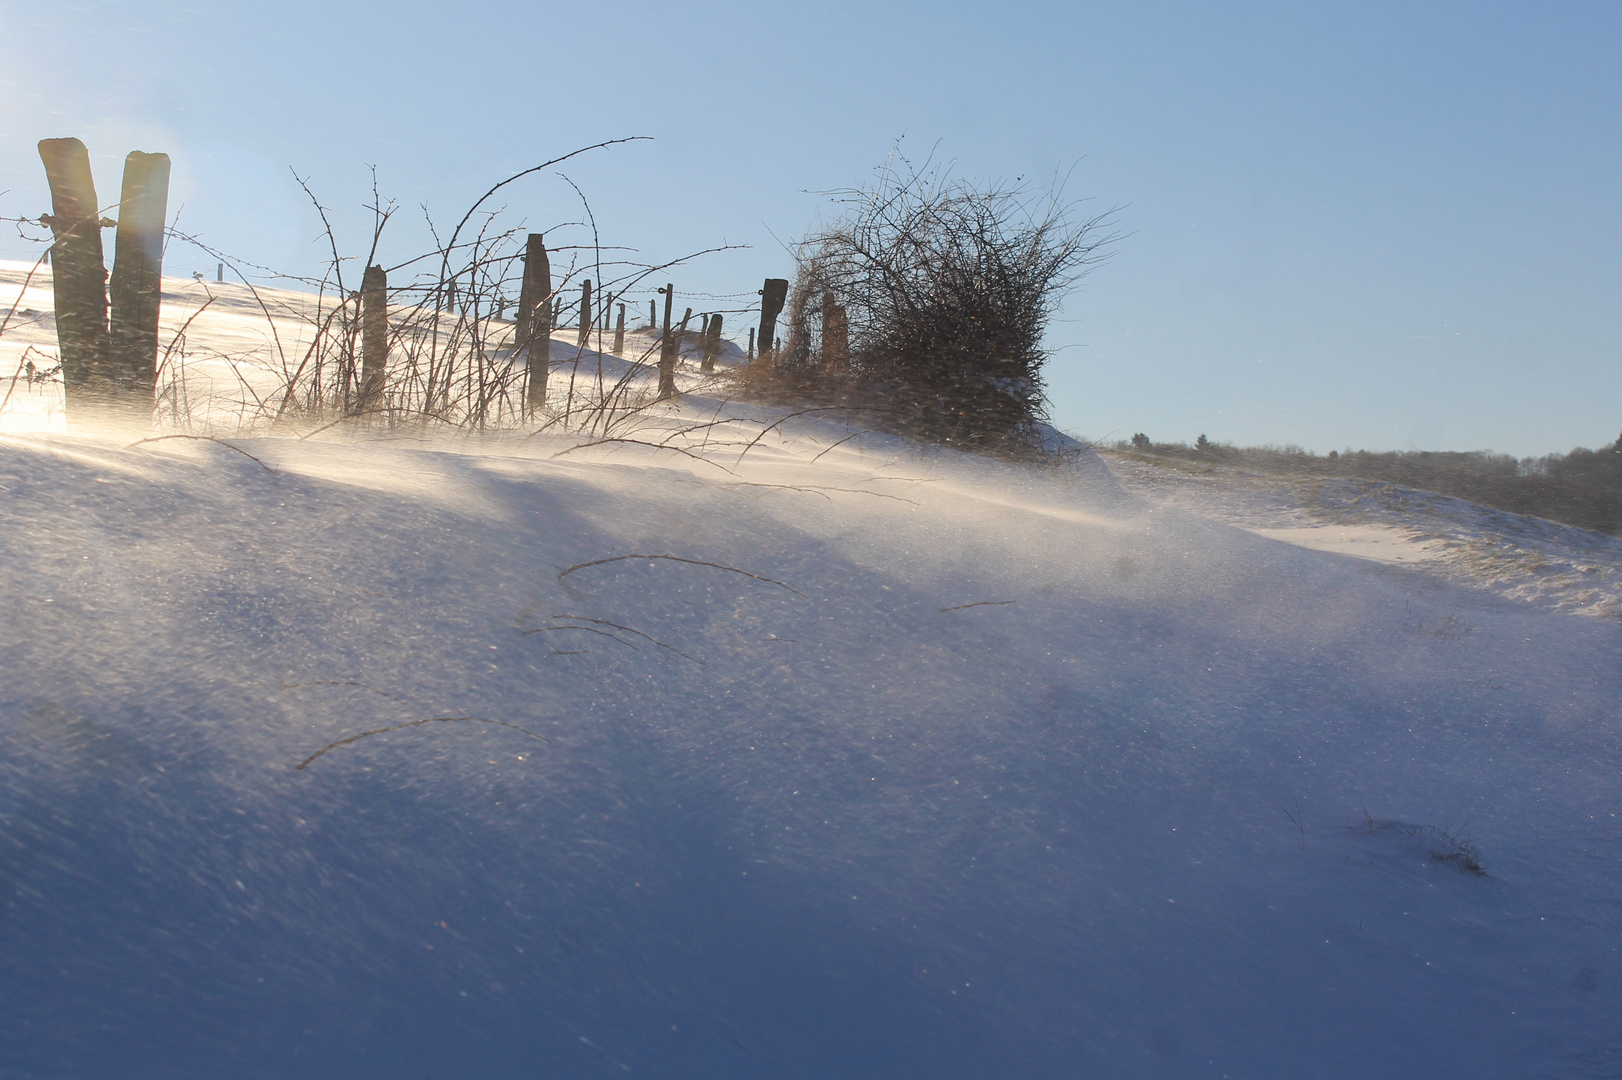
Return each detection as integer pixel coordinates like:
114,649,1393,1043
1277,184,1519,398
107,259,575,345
1284,795,1305,850
1352,810,1486,875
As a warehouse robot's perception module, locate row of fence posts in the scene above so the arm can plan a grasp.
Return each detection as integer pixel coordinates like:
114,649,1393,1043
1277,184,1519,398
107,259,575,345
33,139,802,424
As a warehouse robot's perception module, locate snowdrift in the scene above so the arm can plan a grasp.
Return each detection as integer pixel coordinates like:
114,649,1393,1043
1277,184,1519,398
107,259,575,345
1,411,1619,1079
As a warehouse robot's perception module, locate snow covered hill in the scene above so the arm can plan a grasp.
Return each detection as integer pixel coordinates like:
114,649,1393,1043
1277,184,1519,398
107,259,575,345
2,265,1620,1078
1105,450,1622,619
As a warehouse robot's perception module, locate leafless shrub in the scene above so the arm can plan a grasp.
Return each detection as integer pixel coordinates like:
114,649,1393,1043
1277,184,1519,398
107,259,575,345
740,149,1117,457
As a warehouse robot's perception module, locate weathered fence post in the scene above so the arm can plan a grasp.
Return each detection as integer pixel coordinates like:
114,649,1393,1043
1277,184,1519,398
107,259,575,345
701,313,724,373
613,303,625,354
757,277,788,365
37,137,111,417
820,290,849,368
675,307,693,368
355,264,388,416
517,233,552,414
747,326,755,361
108,150,170,414
576,279,592,347
515,241,534,343
657,284,677,399
648,299,656,329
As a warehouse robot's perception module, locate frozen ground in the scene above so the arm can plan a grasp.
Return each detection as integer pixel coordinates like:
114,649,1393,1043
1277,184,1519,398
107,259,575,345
1,268,1620,1078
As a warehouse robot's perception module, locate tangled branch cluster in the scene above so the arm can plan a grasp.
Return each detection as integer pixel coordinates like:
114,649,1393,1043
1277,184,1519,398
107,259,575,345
775,153,1116,455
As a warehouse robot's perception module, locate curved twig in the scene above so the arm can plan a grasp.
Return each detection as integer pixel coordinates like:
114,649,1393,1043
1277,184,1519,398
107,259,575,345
808,429,872,464
274,680,412,705
716,481,918,504
556,554,805,596
520,624,638,650
550,436,739,475
549,614,704,663
125,434,277,474
296,716,548,770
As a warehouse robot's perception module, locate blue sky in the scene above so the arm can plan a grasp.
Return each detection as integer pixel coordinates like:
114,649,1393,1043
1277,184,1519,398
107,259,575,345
2,0,1617,455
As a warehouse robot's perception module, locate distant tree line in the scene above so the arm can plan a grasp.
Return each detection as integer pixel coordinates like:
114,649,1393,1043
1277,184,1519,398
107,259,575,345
1120,434,1622,536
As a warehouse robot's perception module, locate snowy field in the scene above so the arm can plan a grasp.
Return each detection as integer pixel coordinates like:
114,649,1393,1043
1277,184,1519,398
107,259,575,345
2,265,1620,1078
1103,451,1622,620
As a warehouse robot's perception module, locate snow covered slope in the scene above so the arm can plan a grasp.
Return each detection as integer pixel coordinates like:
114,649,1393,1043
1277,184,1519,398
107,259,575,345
2,270,1620,1077
1105,450,1622,619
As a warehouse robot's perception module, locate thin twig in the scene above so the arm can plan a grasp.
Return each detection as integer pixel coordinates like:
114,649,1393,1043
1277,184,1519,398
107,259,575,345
296,716,548,770
939,600,1015,612
0,250,53,418
1284,796,1305,850
549,614,704,663
274,681,412,705
550,436,739,475
713,480,918,504
808,429,873,464
520,624,638,650
557,554,805,596
125,434,277,474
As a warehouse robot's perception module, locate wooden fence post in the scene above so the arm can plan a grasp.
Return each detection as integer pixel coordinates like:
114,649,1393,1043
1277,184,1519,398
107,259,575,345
108,151,170,413
648,299,656,329
613,303,625,354
517,233,552,414
675,306,693,370
820,290,850,368
657,284,677,399
37,137,110,416
747,326,755,361
576,279,592,347
356,264,388,416
701,313,723,372
757,278,787,365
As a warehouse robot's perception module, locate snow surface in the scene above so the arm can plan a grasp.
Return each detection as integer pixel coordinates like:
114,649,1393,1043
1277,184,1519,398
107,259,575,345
2,265,1621,1078
1105,451,1622,619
